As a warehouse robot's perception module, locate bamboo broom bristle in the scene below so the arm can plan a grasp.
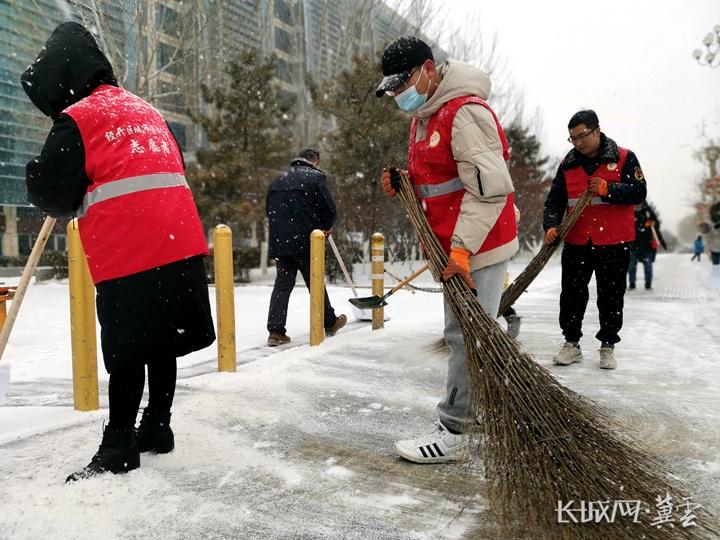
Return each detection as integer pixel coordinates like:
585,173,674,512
392,169,716,539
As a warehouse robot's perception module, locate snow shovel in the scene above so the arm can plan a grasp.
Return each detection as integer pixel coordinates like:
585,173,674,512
349,263,429,309
327,235,376,321
0,216,57,400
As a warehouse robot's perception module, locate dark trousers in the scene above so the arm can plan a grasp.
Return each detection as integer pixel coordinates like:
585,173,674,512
628,252,653,287
691,252,702,262
107,357,177,429
560,242,630,345
267,255,337,334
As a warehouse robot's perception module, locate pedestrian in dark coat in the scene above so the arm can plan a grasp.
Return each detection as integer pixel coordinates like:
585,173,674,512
543,110,647,370
265,149,346,346
692,236,704,261
628,200,666,290
22,22,215,481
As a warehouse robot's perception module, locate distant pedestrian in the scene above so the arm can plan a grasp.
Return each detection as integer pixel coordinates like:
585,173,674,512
691,235,704,262
266,149,347,346
628,200,666,290
23,23,215,482
543,110,646,370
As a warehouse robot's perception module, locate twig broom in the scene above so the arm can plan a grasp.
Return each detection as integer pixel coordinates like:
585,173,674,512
393,169,715,539
499,190,593,315
430,192,593,355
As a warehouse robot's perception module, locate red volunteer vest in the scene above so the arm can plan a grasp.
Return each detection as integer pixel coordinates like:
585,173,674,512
64,85,208,284
407,95,517,255
563,148,635,246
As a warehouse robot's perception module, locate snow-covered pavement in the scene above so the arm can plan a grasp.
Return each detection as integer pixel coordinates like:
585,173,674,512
0,254,718,539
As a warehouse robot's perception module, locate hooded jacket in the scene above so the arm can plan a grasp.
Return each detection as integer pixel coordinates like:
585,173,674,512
22,23,214,371
411,60,518,270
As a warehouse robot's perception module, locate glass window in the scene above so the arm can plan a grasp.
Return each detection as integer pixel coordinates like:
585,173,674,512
275,58,292,83
274,27,292,53
157,80,185,113
18,234,32,256
157,42,180,76
156,4,181,38
54,235,67,252
274,0,293,25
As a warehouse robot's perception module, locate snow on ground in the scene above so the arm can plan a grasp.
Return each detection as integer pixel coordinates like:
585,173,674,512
0,253,718,539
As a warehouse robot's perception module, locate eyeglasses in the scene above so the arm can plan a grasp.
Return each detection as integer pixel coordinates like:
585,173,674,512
385,67,421,97
567,128,597,144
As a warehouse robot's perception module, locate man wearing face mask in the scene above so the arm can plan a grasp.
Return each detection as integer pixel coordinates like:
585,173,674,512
376,36,518,463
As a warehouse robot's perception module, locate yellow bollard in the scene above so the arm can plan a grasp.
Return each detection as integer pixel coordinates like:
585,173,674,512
214,225,236,372
309,229,325,346
371,233,385,330
67,219,99,411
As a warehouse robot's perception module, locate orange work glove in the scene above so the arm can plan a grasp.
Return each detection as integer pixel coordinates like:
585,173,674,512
588,177,608,196
442,247,475,289
380,168,401,197
544,227,559,245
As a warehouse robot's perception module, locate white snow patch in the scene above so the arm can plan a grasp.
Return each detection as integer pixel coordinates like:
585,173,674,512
324,465,355,479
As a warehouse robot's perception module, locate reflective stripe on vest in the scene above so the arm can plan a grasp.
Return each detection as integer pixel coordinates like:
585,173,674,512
567,196,608,207
415,176,464,198
78,172,188,217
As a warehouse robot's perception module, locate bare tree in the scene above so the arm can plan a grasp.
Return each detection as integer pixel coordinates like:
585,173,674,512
70,0,217,146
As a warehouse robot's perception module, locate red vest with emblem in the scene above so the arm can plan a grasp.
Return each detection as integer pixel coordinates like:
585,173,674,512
407,95,517,255
64,85,208,284
563,148,635,245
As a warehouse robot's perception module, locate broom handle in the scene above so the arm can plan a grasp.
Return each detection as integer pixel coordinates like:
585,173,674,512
387,263,429,295
650,224,660,247
0,216,57,361
327,234,359,297
498,190,593,315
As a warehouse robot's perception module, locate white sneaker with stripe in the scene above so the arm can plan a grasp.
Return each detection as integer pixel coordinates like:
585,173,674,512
394,421,467,464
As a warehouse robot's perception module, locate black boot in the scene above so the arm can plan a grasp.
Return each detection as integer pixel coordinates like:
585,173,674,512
136,409,174,454
66,426,140,482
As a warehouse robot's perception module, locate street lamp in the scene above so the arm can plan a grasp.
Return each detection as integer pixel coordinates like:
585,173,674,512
692,24,720,68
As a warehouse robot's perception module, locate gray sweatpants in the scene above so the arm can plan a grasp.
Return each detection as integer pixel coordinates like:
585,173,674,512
437,260,508,433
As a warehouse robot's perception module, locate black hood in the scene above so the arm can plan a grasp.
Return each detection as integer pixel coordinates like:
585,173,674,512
21,22,117,119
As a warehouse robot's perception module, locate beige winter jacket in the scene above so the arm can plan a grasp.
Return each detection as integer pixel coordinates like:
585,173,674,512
412,60,518,270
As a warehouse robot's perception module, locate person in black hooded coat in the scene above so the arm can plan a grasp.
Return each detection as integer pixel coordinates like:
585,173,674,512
22,22,215,481
627,200,666,290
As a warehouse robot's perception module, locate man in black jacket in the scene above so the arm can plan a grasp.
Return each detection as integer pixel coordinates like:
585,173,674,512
266,149,346,346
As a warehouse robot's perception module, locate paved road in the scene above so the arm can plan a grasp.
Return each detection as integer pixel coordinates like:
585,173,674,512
0,253,717,539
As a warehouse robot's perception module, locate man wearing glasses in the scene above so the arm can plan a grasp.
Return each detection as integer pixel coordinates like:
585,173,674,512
375,36,518,463
543,110,647,370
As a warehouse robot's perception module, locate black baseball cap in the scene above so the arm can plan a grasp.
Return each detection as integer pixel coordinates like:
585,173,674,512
375,36,433,97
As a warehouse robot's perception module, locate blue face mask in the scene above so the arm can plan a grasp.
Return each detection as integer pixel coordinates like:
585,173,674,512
394,67,427,112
